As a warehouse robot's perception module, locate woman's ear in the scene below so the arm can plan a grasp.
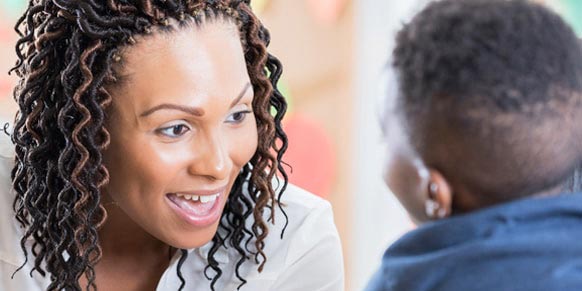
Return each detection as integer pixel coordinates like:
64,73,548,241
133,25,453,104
425,169,453,220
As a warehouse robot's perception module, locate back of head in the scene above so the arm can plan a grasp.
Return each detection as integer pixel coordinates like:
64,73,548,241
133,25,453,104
393,0,582,205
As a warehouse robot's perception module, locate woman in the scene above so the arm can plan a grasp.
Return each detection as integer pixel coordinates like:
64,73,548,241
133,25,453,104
0,1,344,290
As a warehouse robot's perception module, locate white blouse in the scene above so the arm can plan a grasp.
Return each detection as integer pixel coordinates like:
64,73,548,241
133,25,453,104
0,139,344,291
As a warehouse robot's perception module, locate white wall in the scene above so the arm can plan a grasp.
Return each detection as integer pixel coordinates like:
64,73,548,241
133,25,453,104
351,1,428,290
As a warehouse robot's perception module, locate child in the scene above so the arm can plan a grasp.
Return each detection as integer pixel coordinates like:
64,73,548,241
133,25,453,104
366,0,582,290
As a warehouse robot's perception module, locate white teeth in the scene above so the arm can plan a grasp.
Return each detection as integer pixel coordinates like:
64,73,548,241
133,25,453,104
200,194,219,204
181,194,199,201
175,193,218,203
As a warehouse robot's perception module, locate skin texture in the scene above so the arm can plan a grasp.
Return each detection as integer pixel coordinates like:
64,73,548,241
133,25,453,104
382,111,452,224
382,110,566,225
86,20,257,290
382,144,431,224
383,148,453,224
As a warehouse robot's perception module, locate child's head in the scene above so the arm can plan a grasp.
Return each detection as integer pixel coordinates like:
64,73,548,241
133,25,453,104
384,0,582,223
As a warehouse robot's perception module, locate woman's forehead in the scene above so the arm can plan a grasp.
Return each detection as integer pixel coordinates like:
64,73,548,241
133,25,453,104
109,20,251,114
119,19,241,75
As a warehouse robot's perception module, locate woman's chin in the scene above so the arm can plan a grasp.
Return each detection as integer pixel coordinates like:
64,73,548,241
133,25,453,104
165,223,221,250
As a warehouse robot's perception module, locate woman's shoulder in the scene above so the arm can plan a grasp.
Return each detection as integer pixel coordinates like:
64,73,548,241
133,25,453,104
0,135,22,268
258,183,344,290
264,183,336,241
168,184,345,291
0,135,56,290
0,134,15,203
279,183,332,216
279,182,339,240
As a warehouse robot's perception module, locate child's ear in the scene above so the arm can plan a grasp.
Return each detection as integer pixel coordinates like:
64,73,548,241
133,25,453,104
425,169,453,219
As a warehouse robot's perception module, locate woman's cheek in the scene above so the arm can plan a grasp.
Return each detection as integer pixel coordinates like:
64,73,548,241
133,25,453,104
231,123,258,166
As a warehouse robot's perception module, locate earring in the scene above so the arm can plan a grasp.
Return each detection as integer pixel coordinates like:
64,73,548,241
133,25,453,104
425,182,447,219
425,199,439,218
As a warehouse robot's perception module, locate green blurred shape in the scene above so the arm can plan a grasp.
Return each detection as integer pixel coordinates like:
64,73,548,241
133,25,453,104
278,81,294,115
559,0,582,36
270,79,294,117
250,0,269,14
4,0,26,18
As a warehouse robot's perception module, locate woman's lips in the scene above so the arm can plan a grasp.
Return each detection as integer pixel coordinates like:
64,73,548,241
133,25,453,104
165,190,224,227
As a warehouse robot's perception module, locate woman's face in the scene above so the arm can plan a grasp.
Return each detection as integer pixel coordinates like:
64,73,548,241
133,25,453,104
103,20,257,249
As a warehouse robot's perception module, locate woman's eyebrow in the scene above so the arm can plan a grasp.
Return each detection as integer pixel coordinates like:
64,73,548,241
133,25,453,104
230,82,252,108
140,103,205,118
139,82,252,118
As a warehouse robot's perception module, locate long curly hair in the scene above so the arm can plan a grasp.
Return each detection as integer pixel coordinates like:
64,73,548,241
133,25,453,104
9,1,289,290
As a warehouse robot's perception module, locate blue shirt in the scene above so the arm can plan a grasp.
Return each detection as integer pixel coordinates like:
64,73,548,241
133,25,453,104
366,193,582,291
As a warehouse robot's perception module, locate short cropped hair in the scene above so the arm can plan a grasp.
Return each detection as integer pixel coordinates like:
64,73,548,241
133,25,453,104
393,0,582,203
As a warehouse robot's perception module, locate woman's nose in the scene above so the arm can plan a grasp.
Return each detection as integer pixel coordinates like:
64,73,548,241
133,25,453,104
188,133,232,181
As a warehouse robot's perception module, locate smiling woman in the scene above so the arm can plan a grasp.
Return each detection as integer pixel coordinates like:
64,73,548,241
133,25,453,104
0,1,344,291
102,20,259,252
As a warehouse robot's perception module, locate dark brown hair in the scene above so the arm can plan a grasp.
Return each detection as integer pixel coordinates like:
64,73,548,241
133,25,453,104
393,0,582,203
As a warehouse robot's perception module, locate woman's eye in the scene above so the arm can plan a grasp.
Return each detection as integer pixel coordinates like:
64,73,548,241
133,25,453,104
157,124,190,138
226,110,252,124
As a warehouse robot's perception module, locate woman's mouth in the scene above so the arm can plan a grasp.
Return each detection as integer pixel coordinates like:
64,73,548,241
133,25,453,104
173,193,219,203
165,190,224,227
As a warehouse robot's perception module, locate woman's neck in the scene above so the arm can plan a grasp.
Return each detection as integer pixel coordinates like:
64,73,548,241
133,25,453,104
79,198,176,291
98,200,172,260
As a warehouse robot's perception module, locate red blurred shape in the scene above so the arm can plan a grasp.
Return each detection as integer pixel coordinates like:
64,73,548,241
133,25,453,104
306,0,347,25
282,113,335,199
0,78,14,99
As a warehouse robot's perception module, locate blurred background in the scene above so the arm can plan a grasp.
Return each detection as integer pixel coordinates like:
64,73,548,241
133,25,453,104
0,0,580,290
